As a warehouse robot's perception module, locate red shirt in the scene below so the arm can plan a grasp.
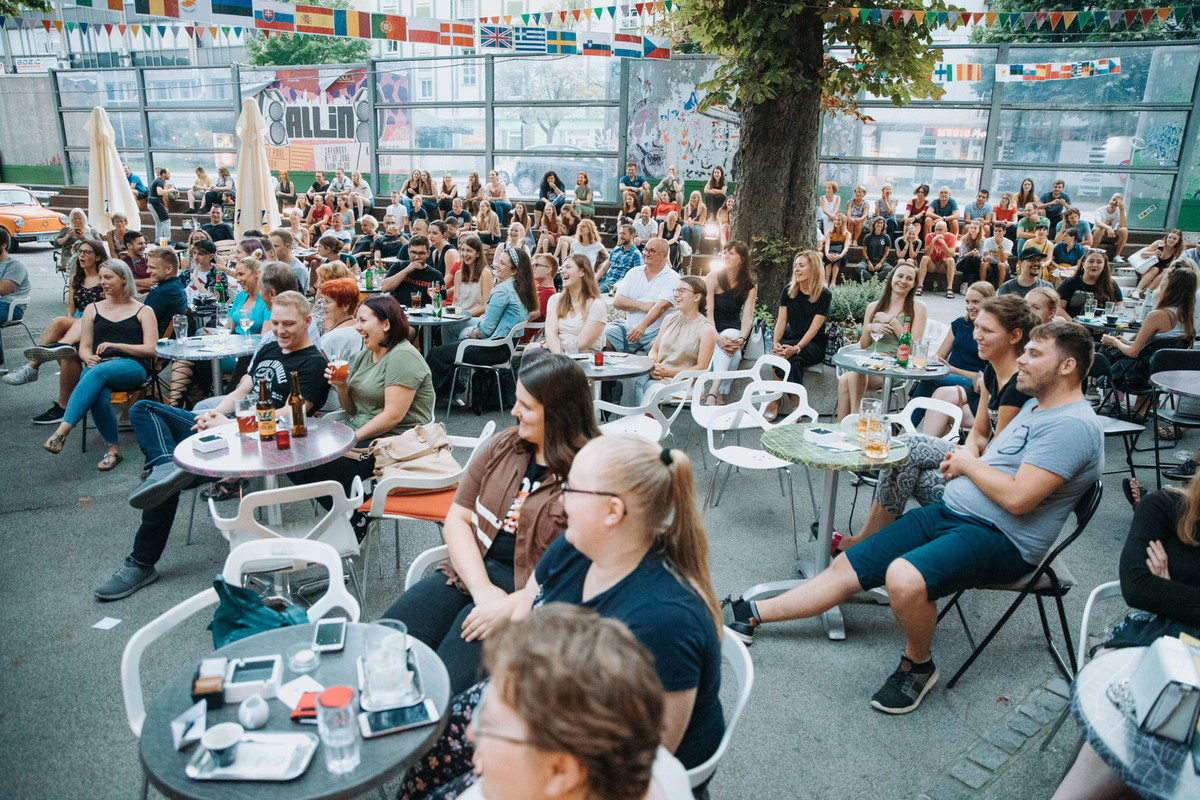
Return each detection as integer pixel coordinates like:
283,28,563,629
310,204,332,227
925,232,957,261
520,286,556,344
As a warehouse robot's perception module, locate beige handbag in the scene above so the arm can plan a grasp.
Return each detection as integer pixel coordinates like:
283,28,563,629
367,423,460,494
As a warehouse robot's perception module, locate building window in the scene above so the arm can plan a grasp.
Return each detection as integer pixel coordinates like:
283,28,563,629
420,78,434,99
461,60,477,86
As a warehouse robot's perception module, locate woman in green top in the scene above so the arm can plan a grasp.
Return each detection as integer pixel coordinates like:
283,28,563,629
288,295,436,535
572,171,595,218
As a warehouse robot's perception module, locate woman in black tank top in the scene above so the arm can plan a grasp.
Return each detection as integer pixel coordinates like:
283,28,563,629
703,240,759,402
43,260,159,471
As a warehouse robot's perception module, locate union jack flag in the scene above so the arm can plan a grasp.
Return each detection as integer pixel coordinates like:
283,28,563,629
479,25,514,50
513,26,546,53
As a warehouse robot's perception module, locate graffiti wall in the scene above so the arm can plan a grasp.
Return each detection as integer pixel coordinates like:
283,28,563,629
626,57,739,183
242,67,408,174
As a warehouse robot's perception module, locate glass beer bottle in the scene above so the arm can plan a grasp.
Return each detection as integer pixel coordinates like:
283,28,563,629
288,371,308,438
896,317,912,367
256,378,276,441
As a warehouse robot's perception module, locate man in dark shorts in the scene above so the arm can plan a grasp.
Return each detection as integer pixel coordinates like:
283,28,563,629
726,321,1103,715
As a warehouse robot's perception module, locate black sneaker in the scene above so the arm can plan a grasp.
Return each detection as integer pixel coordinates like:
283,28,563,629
870,654,939,715
32,403,65,425
24,343,76,364
95,560,159,601
129,463,198,509
721,595,759,645
1164,459,1198,483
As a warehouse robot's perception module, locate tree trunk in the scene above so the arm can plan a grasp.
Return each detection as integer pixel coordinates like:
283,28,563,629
730,15,824,317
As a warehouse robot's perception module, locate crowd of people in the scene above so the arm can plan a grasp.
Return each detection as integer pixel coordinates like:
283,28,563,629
2,158,1197,800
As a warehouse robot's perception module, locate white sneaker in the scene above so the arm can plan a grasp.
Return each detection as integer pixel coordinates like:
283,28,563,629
1,364,38,385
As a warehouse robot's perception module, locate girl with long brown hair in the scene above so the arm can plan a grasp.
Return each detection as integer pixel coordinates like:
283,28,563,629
705,239,758,402
452,233,493,318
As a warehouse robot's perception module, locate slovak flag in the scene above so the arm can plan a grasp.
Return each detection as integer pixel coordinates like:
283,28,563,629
479,25,515,50
407,16,441,44
580,32,611,57
613,32,642,59
643,34,670,59
440,21,474,47
254,1,294,32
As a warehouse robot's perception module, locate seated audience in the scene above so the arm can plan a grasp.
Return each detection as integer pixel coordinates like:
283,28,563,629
979,223,1013,287
1051,473,1200,800
445,196,472,229
893,224,923,263
634,276,717,404
682,190,707,253
953,221,985,293
704,166,728,218
819,181,841,234
1015,202,1042,244
992,191,1018,244
1057,250,1122,317
656,164,684,206
125,164,148,201
483,170,512,223
597,224,643,293
229,254,271,336
632,205,659,249
1055,207,1092,248
821,213,850,286
912,282,994,435
382,352,598,691
349,171,373,218
875,184,899,239
1092,193,1129,263
620,162,652,210
534,204,562,254
903,184,931,233
103,213,132,260
1026,285,1071,324
919,220,957,297
56,208,99,273
511,204,535,249
572,171,595,218
999,248,1054,299
729,322,1103,717
373,215,406,262
41,260,157,470
452,234,494,320
494,222,531,268
846,185,872,244
475,201,502,246
660,210,684,267
534,254,605,354
317,278,363,361
567,219,608,275
382,234,442,307
858,217,892,281
606,239,679,356
200,166,234,212
1038,179,1071,237
925,186,960,236
837,262,927,419
307,194,333,236
962,188,993,234
275,169,296,210
533,170,566,227
705,240,757,400
1050,228,1085,282
1129,228,1184,300
284,208,309,249
653,189,681,221
771,250,831,391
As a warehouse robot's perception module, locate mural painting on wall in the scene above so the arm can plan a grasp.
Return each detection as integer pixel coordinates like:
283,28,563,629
627,60,739,182
250,68,409,173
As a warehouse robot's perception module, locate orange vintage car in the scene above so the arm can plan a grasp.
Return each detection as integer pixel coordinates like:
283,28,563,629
0,184,68,250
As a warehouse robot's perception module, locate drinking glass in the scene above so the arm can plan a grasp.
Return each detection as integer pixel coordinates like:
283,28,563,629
316,686,361,775
1104,301,1116,319
912,341,928,370
410,292,422,311
235,397,257,436
864,424,891,461
364,620,416,709
238,311,252,336
870,324,884,352
857,397,883,446
172,314,189,342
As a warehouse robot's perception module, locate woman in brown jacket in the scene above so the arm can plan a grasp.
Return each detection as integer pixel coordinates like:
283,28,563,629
382,351,599,692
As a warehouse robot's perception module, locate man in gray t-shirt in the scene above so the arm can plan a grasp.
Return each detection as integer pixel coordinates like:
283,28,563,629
727,321,1103,715
0,228,32,367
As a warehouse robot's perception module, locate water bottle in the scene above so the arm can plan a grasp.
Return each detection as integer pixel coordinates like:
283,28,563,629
1082,293,1095,318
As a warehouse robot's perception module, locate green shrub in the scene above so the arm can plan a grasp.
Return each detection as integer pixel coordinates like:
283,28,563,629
829,277,884,325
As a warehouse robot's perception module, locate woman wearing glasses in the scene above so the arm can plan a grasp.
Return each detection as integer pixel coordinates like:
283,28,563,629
382,352,599,693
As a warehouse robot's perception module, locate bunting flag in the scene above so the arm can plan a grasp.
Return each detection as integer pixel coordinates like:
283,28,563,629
479,24,515,50
210,0,252,18
254,1,294,32
335,9,371,38
613,32,642,58
440,20,474,47
643,34,670,59
546,29,577,54
294,4,334,35
996,58,1121,82
828,5,1199,30
406,16,442,43
580,31,611,56
134,0,181,17
513,25,548,52
932,63,982,82
371,13,405,41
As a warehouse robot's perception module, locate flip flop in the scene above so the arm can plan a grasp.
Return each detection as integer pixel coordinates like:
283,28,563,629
43,433,66,454
98,451,124,471
1122,477,1140,509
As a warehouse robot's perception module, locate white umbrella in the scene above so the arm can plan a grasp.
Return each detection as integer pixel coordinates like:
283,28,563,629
84,106,141,235
233,98,281,238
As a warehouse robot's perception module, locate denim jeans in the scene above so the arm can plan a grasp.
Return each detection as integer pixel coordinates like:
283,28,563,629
64,358,149,445
129,400,196,469
0,299,24,363
489,200,512,223
603,321,658,356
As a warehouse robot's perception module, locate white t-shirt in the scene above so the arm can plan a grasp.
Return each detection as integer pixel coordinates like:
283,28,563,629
615,265,680,337
633,217,658,241
547,293,607,351
570,240,605,270
982,237,1013,263
385,203,408,224
1094,204,1121,228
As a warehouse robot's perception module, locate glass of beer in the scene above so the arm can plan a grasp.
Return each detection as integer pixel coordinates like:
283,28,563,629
912,342,928,371
235,397,257,436
330,360,350,383
857,397,882,446
410,292,422,311
864,424,891,461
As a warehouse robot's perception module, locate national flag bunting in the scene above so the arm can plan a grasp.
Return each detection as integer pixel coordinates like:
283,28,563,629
932,62,982,82
479,25,514,50
210,0,251,18
513,25,547,53
371,14,405,41
407,16,441,43
580,32,611,56
546,29,577,54
134,0,181,18
643,34,670,59
254,2,294,32
294,5,334,35
335,10,372,38
613,32,641,59
440,21,474,47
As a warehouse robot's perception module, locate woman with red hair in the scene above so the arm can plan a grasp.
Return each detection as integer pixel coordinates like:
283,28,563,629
318,277,363,364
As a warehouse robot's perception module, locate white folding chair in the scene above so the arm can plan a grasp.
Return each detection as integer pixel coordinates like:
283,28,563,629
1,304,35,351
688,629,755,788
207,477,367,609
685,354,790,466
443,322,526,419
405,544,451,591
702,379,818,552
598,377,694,443
359,421,495,577
121,539,358,738
890,396,964,442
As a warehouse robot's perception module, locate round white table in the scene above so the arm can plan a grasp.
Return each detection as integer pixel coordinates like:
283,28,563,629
831,347,950,406
156,334,261,397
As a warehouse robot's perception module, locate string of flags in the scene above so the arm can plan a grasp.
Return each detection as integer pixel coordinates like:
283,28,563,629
835,5,1200,30
930,57,1122,83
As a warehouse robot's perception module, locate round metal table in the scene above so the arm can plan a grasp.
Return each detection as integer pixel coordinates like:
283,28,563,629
745,422,909,640
576,354,655,407
1152,370,1200,400
156,334,262,397
831,347,950,406
139,622,451,800
1074,315,1141,337
1071,647,1200,800
406,310,472,354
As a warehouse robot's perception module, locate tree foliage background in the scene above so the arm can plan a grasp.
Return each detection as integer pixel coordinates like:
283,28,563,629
246,0,369,66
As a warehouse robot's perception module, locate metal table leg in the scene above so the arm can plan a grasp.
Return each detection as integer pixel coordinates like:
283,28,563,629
208,357,222,397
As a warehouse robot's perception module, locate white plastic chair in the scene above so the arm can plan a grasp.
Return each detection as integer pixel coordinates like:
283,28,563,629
922,317,950,349
121,539,359,739
702,380,818,550
890,396,964,442
685,354,791,466
360,421,495,577
688,629,755,788
405,543,451,591
443,321,526,419
207,477,366,608
1,304,35,351
598,377,693,443
513,321,544,358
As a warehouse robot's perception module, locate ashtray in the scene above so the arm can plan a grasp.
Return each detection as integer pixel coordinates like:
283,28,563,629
286,644,321,675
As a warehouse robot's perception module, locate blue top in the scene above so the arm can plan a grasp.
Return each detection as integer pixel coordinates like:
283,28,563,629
620,174,647,191
605,242,644,286
1039,190,1071,217
229,291,271,335
143,276,188,337
948,316,986,373
1053,241,1085,267
473,279,530,339
533,534,724,770
127,173,147,194
930,197,958,217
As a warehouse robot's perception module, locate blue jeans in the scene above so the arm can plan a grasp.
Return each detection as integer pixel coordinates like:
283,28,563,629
0,299,24,363
604,321,658,356
64,359,149,446
489,200,512,224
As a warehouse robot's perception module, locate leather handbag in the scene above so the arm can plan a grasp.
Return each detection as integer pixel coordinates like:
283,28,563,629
368,423,460,494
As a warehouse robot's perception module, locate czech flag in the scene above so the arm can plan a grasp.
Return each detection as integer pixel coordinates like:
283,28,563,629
546,29,576,54
407,17,441,43
134,0,181,17
294,4,335,35
371,13,405,41
254,2,294,32
643,35,669,60
440,21,474,47
335,10,371,38
580,32,611,57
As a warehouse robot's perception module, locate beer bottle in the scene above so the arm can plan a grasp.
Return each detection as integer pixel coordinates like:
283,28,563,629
287,371,308,438
896,316,912,367
256,378,276,441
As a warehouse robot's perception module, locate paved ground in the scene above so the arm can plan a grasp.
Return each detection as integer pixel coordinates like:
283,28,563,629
0,243,1184,799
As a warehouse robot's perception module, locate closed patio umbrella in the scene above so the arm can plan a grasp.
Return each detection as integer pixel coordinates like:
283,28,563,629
233,98,281,238
85,106,141,235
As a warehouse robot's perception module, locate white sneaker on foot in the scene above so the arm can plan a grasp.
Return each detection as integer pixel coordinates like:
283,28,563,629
1,364,38,385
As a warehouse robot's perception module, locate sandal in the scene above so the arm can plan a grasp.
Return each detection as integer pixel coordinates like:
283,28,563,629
43,433,66,454
97,451,124,471
1157,426,1179,441
945,290,955,299
915,287,923,296
1122,477,1141,509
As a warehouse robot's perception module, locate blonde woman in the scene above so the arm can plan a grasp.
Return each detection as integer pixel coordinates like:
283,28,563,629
349,171,373,217
822,212,850,286
535,203,561,254
683,190,707,252
565,219,608,274
634,275,717,404
285,208,310,249
493,221,530,267
772,249,831,383
475,201,501,246
104,213,133,259
187,166,213,213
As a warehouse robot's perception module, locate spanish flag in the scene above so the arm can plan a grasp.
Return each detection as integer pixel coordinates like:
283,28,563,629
294,4,335,35
134,0,181,18
335,10,372,38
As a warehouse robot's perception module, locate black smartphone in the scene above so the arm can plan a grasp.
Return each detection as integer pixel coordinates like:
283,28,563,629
359,699,439,738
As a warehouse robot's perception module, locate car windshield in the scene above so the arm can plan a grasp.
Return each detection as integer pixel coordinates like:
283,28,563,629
0,190,38,207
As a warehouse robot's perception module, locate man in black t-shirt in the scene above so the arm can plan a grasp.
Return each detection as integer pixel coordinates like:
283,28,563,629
95,292,329,601
373,214,407,261
148,167,173,244
382,234,443,305
200,206,235,242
